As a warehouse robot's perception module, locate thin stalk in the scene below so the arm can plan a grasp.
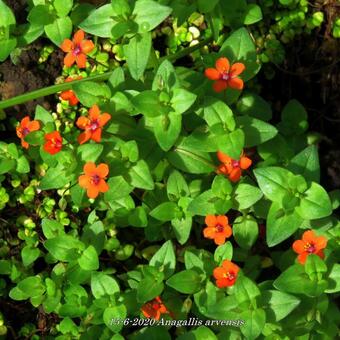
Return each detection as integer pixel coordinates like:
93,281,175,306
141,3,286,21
0,36,213,110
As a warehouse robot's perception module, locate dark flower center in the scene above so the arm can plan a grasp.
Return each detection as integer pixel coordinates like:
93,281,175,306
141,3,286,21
22,127,30,136
73,44,82,56
306,243,316,254
232,160,240,168
226,272,235,281
221,72,230,81
90,120,99,131
216,224,224,232
91,174,100,185
152,302,161,310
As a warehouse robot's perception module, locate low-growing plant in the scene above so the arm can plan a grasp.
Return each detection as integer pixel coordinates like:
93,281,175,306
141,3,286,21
0,0,339,339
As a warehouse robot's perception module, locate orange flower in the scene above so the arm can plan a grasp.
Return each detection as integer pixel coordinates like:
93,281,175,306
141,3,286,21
44,131,63,155
292,230,327,265
60,30,94,68
78,162,109,199
203,215,232,245
213,260,240,288
60,76,82,106
141,296,169,321
76,105,111,144
16,116,40,149
216,150,252,182
205,57,245,92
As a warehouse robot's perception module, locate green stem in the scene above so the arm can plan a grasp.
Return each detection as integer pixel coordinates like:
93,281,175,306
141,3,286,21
0,37,213,110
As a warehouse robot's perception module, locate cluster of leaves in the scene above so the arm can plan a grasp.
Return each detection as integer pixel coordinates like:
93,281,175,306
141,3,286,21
1,0,340,339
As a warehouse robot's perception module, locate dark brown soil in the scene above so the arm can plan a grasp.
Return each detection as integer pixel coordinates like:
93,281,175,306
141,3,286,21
0,42,63,114
5,0,27,25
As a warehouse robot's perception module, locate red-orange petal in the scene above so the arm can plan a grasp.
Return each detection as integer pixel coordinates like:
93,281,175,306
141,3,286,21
27,120,40,132
205,215,217,227
81,40,95,54
213,267,226,280
84,162,96,175
302,230,316,243
204,68,220,80
240,156,252,170
216,215,228,227
222,260,239,275
213,80,228,93
76,116,91,130
87,186,99,199
20,116,30,128
98,113,111,127
89,105,100,120
217,151,231,164
78,131,91,145
91,128,102,143
228,77,244,90
96,163,109,178
76,53,87,69
292,240,305,254
297,252,308,264
215,57,230,73
314,236,327,251
228,168,242,182
60,39,73,52
230,62,245,77
73,30,85,45
64,52,76,67
78,174,90,189
203,227,216,238
98,179,109,193
21,140,29,149
214,234,226,245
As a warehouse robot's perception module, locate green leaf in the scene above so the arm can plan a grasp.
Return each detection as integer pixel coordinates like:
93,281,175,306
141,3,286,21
137,276,164,303
0,159,15,175
78,245,99,271
279,99,308,136
77,143,103,163
197,0,219,13
152,112,182,151
296,182,332,220
240,308,266,339
168,143,215,174
236,115,277,147
184,250,204,272
244,4,263,25
44,235,84,262
237,92,272,121
219,27,260,81
267,202,304,247
91,272,120,299
39,165,71,190
203,97,235,131
149,240,176,278
73,81,111,107
152,59,179,92
132,0,172,33
0,38,17,62
54,0,73,17
16,155,30,174
171,216,192,245
111,0,131,17
187,190,217,216
274,264,327,297
288,145,320,183
150,202,179,221
28,5,54,26
9,276,45,301
103,304,127,333
234,275,260,304
170,88,196,114
34,105,54,124
0,0,16,26
254,167,290,202
220,0,247,28
261,290,300,322
166,269,202,294
124,32,152,80
305,254,327,282
41,219,64,239
45,17,72,46
131,90,164,117
127,160,154,190
79,4,117,38
104,176,132,202
214,241,233,264
21,246,40,267
212,175,233,197
326,263,340,293
217,129,245,160
233,215,258,249
233,183,263,209
167,170,189,200
24,130,45,145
